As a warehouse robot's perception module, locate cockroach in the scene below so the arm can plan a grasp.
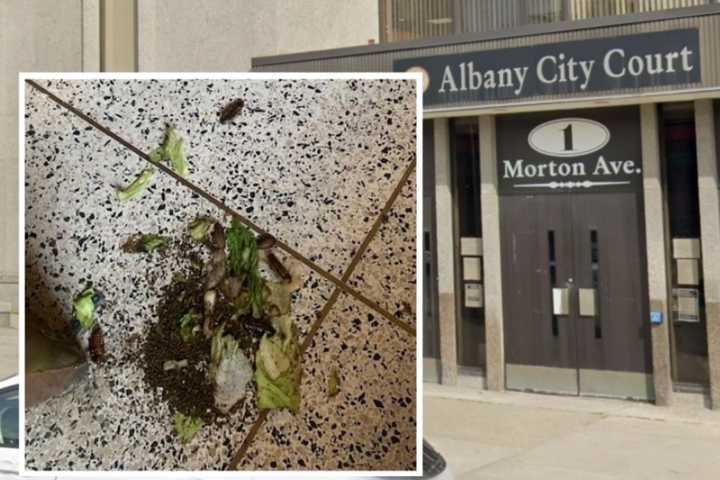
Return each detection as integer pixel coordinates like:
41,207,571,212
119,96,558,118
209,222,226,250
220,98,245,124
256,233,276,250
243,317,275,337
266,251,292,282
89,325,105,363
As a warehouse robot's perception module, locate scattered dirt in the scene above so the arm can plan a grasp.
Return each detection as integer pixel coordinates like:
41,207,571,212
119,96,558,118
141,243,268,423
143,270,218,422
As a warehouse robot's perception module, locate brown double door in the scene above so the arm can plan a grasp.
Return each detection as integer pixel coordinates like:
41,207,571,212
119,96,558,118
501,192,653,399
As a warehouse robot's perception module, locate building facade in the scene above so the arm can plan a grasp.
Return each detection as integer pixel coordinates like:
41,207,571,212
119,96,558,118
254,1,720,408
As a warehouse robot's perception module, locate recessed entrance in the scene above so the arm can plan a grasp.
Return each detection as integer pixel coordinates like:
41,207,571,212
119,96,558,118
501,192,652,399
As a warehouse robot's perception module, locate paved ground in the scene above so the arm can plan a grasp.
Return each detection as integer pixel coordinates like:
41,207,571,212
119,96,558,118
424,384,720,480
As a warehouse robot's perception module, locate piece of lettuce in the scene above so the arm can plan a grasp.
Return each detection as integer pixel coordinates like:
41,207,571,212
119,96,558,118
174,412,204,444
142,234,168,252
161,126,189,177
73,287,96,330
188,217,214,242
178,311,200,343
116,168,154,201
255,316,301,413
227,219,264,318
328,368,340,398
209,327,253,413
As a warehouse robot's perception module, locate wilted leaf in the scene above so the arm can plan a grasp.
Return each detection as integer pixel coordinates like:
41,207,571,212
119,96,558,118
209,327,253,413
255,316,301,413
174,412,204,443
116,168,154,201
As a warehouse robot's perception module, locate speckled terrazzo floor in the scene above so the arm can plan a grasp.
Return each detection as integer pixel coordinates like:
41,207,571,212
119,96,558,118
23,78,417,471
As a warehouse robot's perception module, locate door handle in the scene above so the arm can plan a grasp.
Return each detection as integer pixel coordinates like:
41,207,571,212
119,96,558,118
553,288,570,315
579,288,597,316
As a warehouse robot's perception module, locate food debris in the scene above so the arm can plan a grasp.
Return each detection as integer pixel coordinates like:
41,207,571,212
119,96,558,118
328,368,340,398
209,327,253,414
255,315,301,413
219,99,245,124
174,412,204,444
160,126,189,177
121,233,170,253
227,219,264,318
140,216,305,442
71,287,106,362
73,287,97,330
178,311,200,343
163,359,189,371
116,168,155,201
188,217,215,243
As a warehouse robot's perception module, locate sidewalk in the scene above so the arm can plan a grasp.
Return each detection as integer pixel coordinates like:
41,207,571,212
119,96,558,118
424,384,720,480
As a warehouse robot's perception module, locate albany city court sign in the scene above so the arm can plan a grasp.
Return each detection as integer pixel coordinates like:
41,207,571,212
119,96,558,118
394,29,700,105
496,106,642,194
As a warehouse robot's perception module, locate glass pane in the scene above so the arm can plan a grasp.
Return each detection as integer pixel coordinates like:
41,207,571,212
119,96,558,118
451,117,485,368
662,102,709,386
0,386,19,449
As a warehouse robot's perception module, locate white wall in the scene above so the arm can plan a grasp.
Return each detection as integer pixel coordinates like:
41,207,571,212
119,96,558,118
137,0,379,71
0,0,95,378
0,0,97,315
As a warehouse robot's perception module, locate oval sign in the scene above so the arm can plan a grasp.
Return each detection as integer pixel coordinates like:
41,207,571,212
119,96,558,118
528,118,610,158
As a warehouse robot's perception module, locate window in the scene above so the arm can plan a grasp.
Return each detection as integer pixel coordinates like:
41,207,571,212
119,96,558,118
380,0,709,43
0,386,18,449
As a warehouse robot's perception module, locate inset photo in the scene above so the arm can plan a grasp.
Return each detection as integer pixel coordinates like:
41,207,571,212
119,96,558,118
21,75,419,472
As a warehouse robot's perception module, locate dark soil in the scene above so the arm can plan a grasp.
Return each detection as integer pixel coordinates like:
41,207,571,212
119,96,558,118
141,244,267,422
143,271,218,422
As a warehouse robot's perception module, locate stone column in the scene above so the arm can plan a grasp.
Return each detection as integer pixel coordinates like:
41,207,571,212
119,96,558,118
82,0,101,72
479,115,505,391
640,103,673,406
694,99,720,409
434,118,458,385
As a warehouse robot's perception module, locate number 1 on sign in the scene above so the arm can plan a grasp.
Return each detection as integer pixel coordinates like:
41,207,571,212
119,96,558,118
562,124,573,151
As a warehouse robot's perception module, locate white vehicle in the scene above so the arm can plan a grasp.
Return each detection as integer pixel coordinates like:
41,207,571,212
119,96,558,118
0,375,18,479
0,374,451,479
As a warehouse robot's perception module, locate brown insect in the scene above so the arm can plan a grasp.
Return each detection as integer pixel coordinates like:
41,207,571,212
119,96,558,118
220,99,245,124
256,233,276,250
266,252,292,283
89,325,105,363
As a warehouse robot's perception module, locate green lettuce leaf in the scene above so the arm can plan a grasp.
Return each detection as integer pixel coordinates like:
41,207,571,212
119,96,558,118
116,168,155,201
174,412,204,444
162,126,189,177
73,288,96,330
255,316,301,413
142,234,168,252
188,217,214,242
227,219,264,318
178,311,199,343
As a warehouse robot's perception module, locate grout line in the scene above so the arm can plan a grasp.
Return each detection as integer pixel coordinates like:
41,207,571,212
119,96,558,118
229,157,417,470
26,79,416,338
300,158,417,352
